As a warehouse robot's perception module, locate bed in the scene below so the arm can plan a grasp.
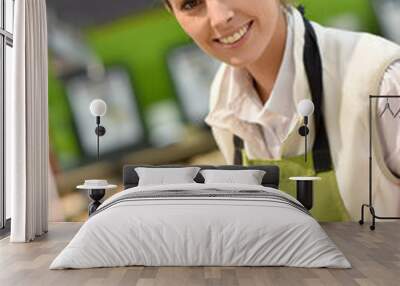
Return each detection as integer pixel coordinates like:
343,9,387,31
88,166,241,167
50,165,350,269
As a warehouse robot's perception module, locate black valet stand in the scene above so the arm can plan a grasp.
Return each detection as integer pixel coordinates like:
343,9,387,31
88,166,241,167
88,188,106,215
297,180,313,210
359,95,400,230
289,177,321,210
77,181,116,216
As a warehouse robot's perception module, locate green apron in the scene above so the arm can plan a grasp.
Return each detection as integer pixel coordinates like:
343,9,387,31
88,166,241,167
232,9,350,222
242,151,350,222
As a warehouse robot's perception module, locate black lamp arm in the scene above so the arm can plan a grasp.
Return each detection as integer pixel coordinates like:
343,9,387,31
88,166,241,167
298,116,309,163
94,116,106,161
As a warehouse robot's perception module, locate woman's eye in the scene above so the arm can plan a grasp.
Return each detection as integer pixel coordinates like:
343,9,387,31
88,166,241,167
181,0,201,11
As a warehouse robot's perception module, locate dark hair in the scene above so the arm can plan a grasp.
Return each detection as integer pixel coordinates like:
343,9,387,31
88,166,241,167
163,0,291,12
163,0,172,11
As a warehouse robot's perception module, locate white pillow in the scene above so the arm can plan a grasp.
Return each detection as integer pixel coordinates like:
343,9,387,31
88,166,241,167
135,167,201,186
200,169,266,185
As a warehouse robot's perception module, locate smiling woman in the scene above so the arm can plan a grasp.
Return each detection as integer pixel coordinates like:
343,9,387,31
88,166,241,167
160,0,400,223
162,0,287,70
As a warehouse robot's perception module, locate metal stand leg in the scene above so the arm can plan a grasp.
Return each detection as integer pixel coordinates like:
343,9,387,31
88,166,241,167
359,204,399,231
370,207,376,231
88,189,105,216
359,204,367,225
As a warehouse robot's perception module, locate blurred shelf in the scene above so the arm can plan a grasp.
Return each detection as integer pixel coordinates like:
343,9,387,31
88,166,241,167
121,129,217,165
56,129,217,195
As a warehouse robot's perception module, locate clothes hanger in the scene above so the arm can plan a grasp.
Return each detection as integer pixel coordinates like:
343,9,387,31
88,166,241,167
379,98,396,118
393,105,400,119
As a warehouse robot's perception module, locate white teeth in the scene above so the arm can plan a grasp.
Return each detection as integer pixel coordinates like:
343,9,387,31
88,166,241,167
219,23,250,45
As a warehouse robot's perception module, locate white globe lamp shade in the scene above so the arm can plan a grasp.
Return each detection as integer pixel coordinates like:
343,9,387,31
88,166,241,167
90,99,107,117
297,99,314,117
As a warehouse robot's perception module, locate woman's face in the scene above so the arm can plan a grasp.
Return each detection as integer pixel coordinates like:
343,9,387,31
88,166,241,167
168,0,281,67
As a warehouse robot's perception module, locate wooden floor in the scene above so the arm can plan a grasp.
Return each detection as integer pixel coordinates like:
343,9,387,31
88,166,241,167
0,222,399,286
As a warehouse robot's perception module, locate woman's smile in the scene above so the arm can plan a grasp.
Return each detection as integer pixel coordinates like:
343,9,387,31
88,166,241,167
171,0,282,66
213,20,254,48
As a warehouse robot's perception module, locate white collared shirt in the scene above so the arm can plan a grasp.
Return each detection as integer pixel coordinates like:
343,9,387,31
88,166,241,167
205,10,400,176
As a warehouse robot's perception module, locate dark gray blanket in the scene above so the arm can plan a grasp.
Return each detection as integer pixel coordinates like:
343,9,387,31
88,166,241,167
92,189,310,217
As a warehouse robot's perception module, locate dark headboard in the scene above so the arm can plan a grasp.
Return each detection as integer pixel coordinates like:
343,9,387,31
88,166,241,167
123,165,280,189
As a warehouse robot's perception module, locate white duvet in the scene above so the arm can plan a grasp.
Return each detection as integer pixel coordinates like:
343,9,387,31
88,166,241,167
50,183,351,269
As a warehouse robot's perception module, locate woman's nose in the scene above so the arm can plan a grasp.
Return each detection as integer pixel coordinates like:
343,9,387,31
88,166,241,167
208,0,235,30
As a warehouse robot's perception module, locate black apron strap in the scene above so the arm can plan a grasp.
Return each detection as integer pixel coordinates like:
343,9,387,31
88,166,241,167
300,7,333,172
233,134,244,165
233,7,333,172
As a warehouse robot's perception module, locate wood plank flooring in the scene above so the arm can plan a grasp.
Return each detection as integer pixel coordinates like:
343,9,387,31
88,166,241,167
0,222,399,286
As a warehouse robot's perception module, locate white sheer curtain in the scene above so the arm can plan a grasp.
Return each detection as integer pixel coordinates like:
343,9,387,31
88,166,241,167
7,0,49,242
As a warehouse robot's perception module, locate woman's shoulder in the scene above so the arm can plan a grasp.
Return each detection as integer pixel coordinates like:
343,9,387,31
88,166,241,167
311,20,400,78
312,20,400,55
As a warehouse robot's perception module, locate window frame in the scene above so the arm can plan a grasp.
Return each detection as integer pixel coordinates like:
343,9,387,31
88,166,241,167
0,0,14,233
